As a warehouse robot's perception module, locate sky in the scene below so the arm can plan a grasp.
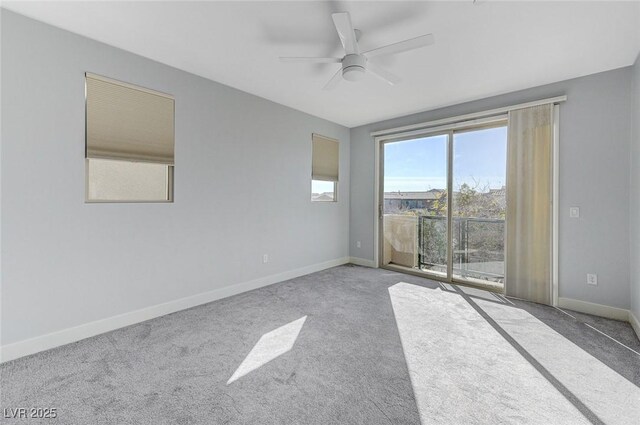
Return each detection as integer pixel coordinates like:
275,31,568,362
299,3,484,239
312,180,335,194
384,126,507,193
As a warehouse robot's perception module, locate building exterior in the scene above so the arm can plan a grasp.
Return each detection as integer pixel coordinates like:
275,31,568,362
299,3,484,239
384,189,443,212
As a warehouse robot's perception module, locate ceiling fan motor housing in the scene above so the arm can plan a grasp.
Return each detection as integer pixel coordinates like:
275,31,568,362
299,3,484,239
342,54,366,82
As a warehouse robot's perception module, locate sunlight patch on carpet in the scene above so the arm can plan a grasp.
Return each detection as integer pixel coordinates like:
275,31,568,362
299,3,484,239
474,296,640,424
388,282,590,424
227,316,307,384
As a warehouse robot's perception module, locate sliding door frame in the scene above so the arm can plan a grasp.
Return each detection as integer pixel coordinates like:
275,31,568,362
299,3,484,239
375,115,510,293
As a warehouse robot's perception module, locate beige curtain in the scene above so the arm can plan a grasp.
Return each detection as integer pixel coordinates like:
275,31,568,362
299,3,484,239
506,104,553,304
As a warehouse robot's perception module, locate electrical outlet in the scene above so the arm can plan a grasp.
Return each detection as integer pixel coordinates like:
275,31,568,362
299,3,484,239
263,254,268,264
356,241,361,248
569,207,580,218
587,273,598,286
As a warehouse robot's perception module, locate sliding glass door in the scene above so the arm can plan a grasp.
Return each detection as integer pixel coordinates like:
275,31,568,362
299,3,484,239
451,126,507,288
381,134,449,279
380,122,507,290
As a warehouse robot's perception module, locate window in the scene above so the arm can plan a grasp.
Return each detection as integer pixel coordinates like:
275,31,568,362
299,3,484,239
311,133,338,202
86,158,172,202
311,180,337,202
85,73,174,202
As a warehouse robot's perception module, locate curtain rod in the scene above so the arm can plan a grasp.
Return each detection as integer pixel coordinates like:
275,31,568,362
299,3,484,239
370,95,567,137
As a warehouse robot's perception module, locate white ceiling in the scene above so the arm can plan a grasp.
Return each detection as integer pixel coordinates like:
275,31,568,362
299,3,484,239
4,1,640,127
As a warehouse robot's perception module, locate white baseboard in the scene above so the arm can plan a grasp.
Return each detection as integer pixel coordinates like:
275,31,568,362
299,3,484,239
349,257,377,268
0,257,350,363
557,297,630,321
629,310,640,341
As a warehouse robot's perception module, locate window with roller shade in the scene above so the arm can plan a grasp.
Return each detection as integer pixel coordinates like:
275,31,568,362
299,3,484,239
311,134,338,202
85,73,175,202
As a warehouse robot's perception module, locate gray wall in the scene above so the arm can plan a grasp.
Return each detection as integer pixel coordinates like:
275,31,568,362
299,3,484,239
350,68,633,309
1,11,350,346
632,55,640,320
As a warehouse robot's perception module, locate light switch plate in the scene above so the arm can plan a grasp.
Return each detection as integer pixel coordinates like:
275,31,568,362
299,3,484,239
587,273,598,286
569,207,580,218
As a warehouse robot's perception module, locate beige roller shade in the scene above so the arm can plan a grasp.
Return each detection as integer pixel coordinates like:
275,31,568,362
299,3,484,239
86,73,175,164
505,104,553,305
312,134,339,181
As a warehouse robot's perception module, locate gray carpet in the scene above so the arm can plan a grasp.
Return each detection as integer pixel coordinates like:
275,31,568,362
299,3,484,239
1,265,638,424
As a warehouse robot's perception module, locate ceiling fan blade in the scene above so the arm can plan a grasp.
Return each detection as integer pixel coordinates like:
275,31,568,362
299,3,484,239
332,12,360,55
366,62,400,86
323,68,343,90
364,34,434,59
279,57,342,63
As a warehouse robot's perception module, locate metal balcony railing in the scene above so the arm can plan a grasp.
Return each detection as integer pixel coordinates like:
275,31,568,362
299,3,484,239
418,216,505,282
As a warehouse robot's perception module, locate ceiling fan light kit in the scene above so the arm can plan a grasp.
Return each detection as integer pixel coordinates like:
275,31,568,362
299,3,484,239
342,54,366,82
279,12,435,90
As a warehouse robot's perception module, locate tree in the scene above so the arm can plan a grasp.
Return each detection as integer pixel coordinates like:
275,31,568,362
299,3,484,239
429,181,505,219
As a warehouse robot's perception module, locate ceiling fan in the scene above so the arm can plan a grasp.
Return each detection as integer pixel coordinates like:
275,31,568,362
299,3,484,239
279,12,435,90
